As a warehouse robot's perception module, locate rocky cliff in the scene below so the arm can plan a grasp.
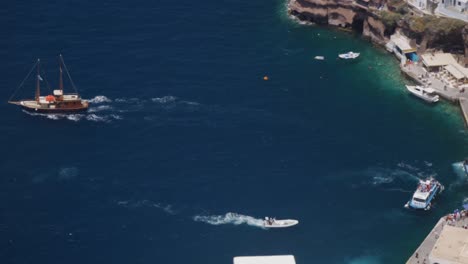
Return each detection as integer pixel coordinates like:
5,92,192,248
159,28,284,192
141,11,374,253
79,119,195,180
288,0,468,62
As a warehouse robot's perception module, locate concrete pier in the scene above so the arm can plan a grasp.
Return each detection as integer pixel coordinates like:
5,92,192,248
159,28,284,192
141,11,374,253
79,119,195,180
400,62,468,130
401,64,462,102
406,218,446,264
406,214,468,264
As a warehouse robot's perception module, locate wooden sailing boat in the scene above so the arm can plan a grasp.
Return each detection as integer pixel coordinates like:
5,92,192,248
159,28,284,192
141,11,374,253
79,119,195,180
8,55,89,113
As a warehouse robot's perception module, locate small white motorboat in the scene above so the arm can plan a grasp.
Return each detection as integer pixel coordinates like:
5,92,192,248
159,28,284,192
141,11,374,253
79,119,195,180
406,85,439,103
263,217,299,228
338,52,360,59
314,56,325,60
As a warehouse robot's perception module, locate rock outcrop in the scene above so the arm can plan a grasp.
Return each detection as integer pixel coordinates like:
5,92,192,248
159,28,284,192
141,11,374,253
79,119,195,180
288,0,468,61
462,25,468,66
289,0,390,43
363,15,387,45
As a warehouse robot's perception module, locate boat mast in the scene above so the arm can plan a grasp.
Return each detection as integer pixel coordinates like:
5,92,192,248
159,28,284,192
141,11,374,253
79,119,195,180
35,59,40,102
59,55,63,93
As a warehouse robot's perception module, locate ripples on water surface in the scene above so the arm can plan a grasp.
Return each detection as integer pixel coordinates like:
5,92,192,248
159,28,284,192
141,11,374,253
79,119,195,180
1,0,467,263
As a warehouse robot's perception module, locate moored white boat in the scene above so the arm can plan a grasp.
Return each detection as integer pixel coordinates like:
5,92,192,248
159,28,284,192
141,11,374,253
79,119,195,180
406,85,439,103
338,52,360,59
404,177,444,210
314,56,325,60
263,217,298,228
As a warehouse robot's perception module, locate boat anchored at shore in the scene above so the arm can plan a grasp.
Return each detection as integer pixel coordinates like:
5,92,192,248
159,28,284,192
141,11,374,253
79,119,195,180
405,177,444,210
405,85,439,103
8,55,89,113
338,52,360,59
263,217,298,228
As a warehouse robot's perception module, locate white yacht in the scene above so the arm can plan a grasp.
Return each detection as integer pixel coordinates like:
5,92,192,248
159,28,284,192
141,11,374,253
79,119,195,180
338,52,360,59
406,85,439,103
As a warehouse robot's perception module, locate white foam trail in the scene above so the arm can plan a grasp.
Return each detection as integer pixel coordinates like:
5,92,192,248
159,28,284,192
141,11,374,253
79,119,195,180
193,212,265,228
86,114,109,122
66,114,84,122
153,203,176,215
88,95,112,104
22,109,118,123
110,114,123,120
114,97,141,103
46,114,60,120
117,200,176,215
452,162,467,180
58,167,79,180
182,100,201,106
88,105,113,113
151,96,177,104
396,162,419,171
382,188,413,193
371,176,394,185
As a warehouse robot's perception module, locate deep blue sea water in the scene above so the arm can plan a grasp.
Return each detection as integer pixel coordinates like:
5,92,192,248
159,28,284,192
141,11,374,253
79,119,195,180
1,0,468,263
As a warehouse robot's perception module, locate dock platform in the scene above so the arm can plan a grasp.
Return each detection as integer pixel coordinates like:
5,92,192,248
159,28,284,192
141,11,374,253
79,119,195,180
406,214,468,264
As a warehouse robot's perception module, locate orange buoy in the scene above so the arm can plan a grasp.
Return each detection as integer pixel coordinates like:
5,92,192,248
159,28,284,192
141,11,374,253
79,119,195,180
263,76,269,81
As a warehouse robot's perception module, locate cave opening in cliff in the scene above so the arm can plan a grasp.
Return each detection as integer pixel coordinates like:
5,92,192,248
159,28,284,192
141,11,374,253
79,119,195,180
351,16,365,34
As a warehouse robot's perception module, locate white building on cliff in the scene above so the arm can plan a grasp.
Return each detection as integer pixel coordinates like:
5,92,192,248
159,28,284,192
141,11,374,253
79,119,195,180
435,0,468,22
407,0,439,14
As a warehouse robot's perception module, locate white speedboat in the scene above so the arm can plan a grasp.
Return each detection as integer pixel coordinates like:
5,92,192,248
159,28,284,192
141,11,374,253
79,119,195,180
263,217,298,228
314,56,325,60
406,85,439,103
404,177,444,210
338,52,360,59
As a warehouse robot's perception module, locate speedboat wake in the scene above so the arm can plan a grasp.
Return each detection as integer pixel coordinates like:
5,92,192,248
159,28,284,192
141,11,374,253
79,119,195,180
193,212,265,229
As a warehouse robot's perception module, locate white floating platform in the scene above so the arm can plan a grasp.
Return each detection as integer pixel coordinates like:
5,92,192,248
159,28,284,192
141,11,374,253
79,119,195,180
234,255,296,264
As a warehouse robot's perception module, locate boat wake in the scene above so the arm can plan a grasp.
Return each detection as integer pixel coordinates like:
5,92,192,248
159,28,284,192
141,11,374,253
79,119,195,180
58,166,79,181
112,95,199,107
452,161,467,180
116,199,177,215
348,163,436,193
448,162,468,190
22,110,122,123
366,167,423,186
193,212,265,229
87,95,112,104
23,95,203,122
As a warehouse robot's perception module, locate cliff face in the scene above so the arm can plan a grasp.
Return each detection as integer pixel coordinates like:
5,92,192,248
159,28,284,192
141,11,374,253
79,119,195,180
463,25,468,66
288,0,467,61
289,0,388,43
362,15,387,45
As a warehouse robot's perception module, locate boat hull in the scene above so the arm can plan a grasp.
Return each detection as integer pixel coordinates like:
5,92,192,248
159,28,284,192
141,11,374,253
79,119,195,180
405,183,443,210
338,52,360,59
406,85,439,103
263,219,299,228
21,105,88,114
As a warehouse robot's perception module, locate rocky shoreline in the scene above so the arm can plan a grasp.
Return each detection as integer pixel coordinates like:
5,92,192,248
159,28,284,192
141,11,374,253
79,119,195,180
287,0,468,64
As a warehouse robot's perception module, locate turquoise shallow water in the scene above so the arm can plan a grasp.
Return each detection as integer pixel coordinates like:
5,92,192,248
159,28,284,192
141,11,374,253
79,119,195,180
1,0,467,263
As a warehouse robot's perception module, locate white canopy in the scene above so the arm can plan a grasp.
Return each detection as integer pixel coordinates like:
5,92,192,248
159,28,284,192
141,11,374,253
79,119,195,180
421,53,457,68
445,64,466,80
390,34,416,53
